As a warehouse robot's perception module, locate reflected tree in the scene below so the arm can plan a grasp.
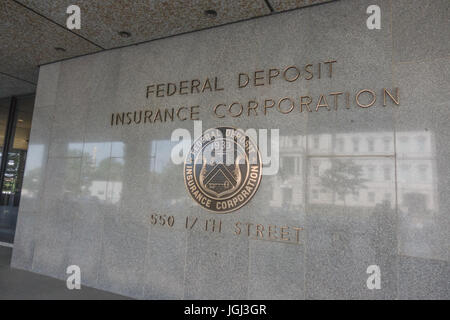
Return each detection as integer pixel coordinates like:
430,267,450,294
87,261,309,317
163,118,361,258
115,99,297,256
151,161,185,201
319,158,367,204
80,157,124,195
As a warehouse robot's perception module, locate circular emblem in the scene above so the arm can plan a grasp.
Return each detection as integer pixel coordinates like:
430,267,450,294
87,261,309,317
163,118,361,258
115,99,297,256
184,127,262,213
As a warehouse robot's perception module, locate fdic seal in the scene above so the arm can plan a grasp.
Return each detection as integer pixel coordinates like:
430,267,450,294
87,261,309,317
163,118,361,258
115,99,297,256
184,127,262,213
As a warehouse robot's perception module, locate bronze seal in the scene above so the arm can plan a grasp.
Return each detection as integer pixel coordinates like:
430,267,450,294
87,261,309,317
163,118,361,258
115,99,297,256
184,127,262,213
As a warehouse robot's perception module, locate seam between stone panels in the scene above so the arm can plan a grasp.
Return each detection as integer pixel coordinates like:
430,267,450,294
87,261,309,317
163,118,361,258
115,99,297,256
393,123,400,300
397,253,449,264
67,159,82,261
395,54,450,65
182,231,188,299
390,0,401,300
389,0,393,38
304,114,310,299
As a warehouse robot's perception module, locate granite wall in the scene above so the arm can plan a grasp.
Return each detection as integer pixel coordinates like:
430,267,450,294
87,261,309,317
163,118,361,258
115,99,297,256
11,0,449,299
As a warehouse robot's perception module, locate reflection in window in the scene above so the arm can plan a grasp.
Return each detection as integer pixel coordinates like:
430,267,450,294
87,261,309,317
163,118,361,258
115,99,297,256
383,137,391,152
67,142,83,157
83,142,111,167
282,187,293,203
336,138,344,152
313,136,320,149
150,140,177,173
418,165,428,181
399,136,409,144
111,141,125,157
416,136,426,151
383,167,391,181
269,130,438,261
400,164,411,183
282,157,297,175
367,138,374,152
367,166,375,180
312,189,319,200
106,158,124,204
313,164,319,177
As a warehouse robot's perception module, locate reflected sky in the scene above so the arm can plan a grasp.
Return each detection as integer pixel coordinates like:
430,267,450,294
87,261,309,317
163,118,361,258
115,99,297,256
23,144,45,171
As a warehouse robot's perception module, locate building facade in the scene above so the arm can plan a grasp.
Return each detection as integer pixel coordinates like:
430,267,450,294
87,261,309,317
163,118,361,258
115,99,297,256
1,0,449,299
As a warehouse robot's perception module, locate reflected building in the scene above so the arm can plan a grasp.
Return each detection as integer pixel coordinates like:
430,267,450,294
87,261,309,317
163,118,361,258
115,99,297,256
269,130,441,262
270,131,436,212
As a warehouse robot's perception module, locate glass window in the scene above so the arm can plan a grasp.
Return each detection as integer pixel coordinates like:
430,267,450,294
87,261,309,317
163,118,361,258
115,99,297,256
0,95,35,244
313,136,320,149
313,164,319,177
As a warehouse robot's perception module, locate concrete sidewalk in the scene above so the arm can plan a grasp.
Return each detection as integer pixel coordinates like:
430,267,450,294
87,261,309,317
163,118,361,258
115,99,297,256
0,246,129,300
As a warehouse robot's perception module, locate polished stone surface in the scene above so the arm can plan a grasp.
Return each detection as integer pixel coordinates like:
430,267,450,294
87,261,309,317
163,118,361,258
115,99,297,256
392,0,450,63
34,63,61,108
394,57,450,266
12,0,449,299
1,246,129,299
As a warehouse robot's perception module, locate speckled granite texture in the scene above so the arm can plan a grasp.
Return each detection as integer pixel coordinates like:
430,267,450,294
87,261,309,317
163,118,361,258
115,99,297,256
11,0,449,299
